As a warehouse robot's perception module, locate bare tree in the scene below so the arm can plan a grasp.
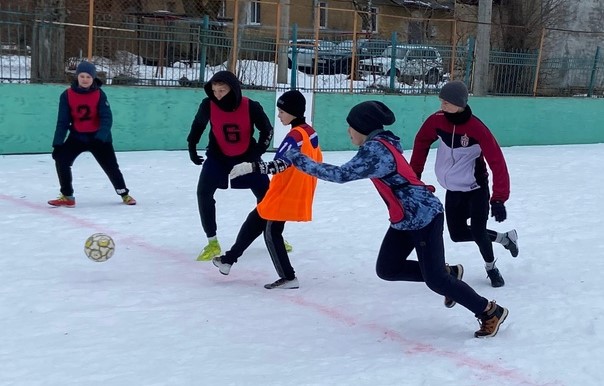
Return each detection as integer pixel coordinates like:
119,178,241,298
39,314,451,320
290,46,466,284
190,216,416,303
228,0,249,74
31,0,66,82
181,0,222,19
489,0,568,93
495,0,569,50
351,0,372,34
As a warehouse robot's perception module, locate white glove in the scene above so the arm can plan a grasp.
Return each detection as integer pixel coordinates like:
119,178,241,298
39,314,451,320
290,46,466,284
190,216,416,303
230,162,254,179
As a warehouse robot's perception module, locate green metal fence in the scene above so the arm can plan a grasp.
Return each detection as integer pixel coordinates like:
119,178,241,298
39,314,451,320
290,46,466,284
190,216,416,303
1,7,603,97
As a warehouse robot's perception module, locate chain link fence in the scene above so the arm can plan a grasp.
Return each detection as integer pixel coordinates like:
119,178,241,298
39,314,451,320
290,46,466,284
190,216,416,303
1,0,603,97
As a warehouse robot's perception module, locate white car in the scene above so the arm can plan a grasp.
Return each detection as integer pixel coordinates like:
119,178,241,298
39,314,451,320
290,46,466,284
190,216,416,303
358,44,444,84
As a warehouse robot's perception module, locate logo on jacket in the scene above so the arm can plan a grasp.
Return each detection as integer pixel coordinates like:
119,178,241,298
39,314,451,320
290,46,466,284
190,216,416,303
460,134,470,147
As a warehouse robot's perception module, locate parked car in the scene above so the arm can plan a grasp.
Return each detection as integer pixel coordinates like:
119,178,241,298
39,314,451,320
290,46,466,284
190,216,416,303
332,39,390,75
357,44,444,84
287,39,350,75
337,39,390,57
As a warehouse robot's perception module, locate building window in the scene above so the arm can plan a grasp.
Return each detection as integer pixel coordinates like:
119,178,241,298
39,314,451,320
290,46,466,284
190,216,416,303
361,7,377,33
319,2,327,29
248,1,261,25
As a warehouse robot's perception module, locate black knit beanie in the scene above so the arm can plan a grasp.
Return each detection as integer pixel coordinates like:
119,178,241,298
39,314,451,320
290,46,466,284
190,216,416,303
346,101,396,135
277,90,306,118
439,80,468,108
76,61,97,78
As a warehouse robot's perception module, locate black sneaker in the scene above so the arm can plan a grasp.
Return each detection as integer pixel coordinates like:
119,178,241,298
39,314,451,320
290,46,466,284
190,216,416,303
503,230,519,258
444,264,464,308
475,301,509,338
487,267,505,287
264,277,299,289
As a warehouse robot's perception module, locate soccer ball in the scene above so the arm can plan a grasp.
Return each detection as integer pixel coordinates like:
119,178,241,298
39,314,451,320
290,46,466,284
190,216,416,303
84,233,115,262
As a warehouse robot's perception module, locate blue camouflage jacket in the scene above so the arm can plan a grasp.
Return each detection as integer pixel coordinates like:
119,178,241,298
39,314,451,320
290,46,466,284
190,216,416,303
286,130,443,230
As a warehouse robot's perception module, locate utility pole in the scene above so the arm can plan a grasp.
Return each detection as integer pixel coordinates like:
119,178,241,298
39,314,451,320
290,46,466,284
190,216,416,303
473,0,492,96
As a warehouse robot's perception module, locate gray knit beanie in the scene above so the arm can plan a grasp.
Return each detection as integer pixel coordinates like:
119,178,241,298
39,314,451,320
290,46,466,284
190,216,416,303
439,80,468,108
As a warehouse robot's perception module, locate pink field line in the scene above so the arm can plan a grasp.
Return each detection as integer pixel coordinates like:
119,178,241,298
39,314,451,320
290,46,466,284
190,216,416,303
1,194,562,386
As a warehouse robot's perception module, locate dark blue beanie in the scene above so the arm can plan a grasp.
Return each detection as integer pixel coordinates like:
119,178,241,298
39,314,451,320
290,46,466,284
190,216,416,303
76,61,97,78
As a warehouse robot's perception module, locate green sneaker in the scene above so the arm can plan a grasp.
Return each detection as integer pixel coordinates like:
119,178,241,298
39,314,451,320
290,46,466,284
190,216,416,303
197,239,221,261
121,194,137,205
284,239,293,253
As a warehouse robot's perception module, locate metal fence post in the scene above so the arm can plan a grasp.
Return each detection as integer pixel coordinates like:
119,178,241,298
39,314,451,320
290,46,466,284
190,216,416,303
533,28,545,97
290,23,297,89
389,32,397,89
198,15,208,84
587,46,600,97
463,36,474,85
87,0,94,60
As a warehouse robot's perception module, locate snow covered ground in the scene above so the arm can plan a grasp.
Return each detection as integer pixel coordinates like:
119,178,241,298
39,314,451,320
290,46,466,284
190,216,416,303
1,144,603,385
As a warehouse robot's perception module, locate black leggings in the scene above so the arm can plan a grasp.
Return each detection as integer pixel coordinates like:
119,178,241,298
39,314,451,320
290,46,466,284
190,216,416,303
221,209,294,280
375,213,488,315
196,156,269,238
445,186,499,263
54,136,128,197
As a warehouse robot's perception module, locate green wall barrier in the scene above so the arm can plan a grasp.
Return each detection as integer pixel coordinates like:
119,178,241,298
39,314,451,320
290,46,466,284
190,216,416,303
313,93,604,150
1,83,602,155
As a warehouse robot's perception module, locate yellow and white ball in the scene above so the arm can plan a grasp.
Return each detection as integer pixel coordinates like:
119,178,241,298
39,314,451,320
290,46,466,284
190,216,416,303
84,233,115,262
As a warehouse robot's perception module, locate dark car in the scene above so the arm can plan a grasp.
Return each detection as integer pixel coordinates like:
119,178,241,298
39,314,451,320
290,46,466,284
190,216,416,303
328,39,391,75
287,39,347,74
287,39,389,75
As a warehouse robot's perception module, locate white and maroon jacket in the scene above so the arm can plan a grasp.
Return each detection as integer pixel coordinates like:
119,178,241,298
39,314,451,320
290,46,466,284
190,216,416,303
410,105,510,203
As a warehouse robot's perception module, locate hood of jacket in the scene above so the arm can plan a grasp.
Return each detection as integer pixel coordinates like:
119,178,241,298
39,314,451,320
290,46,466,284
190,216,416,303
204,70,242,111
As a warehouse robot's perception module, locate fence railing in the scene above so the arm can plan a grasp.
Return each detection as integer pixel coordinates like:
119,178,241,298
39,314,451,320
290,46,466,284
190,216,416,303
1,3,603,97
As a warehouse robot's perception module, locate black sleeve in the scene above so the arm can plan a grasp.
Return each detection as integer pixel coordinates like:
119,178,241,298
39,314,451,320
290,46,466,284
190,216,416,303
255,159,291,175
249,100,274,154
52,91,71,147
187,98,211,146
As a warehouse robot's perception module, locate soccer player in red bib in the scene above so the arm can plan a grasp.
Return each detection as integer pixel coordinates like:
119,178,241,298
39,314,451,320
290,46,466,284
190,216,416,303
285,100,509,338
187,71,276,261
48,61,136,208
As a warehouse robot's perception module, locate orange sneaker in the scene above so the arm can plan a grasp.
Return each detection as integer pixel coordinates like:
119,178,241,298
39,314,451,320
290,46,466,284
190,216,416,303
122,195,136,205
48,195,75,208
475,301,509,338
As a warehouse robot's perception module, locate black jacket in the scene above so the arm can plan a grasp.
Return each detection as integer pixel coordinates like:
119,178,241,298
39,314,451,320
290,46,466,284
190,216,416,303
187,71,273,162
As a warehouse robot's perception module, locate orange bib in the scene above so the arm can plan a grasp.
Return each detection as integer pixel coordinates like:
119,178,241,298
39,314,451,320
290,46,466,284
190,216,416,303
257,126,322,222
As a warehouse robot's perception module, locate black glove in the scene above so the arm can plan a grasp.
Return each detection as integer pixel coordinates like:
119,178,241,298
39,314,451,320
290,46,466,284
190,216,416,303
51,145,62,160
188,146,204,165
490,201,507,222
251,144,267,158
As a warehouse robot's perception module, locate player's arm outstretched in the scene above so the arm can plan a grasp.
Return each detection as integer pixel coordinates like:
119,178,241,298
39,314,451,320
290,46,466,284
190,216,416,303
229,132,299,179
